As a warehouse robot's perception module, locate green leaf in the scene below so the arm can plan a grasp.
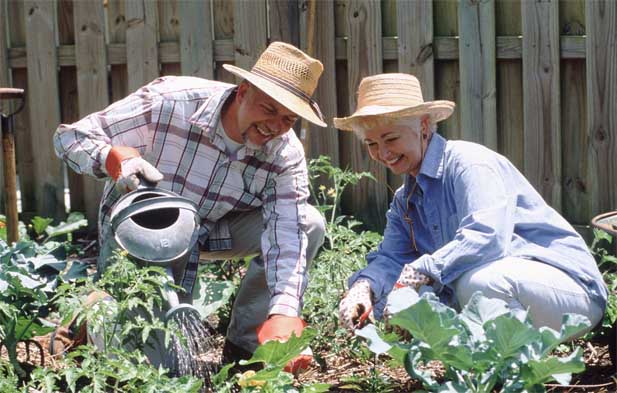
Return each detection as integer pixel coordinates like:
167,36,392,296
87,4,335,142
31,216,54,236
61,261,90,282
191,277,235,319
303,383,331,392
459,291,510,341
355,324,392,354
520,347,585,389
45,213,88,239
484,314,539,360
242,327,316,369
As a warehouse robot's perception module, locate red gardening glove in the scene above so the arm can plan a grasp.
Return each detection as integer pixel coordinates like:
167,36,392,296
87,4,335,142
256,315,312,374
105,146,163,192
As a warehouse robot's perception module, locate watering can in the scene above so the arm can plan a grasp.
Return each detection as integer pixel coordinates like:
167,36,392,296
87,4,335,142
109,178,201,322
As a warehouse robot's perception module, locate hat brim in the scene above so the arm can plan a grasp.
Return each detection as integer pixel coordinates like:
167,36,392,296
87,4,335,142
333,101,455,131
223,64,327,127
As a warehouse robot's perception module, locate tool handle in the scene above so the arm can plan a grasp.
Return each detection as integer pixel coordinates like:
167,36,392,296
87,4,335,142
0,88,24,99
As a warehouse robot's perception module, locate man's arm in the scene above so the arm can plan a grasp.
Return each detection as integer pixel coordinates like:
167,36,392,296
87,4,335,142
53,83,158,178
260,150,311,317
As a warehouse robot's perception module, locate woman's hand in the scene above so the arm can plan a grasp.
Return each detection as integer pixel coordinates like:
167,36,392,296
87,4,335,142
338,280,374,330
395,264,432,290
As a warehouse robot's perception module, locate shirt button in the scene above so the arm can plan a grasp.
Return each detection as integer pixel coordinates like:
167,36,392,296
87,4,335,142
433,224,438,231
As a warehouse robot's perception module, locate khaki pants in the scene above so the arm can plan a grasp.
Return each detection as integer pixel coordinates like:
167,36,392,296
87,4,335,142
200,205,325,352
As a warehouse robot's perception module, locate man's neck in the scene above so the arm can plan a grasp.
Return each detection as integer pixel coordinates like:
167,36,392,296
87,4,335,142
220,93,243,143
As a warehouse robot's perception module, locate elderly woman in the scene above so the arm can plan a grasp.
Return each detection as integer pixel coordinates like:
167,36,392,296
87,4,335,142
335,73,607,333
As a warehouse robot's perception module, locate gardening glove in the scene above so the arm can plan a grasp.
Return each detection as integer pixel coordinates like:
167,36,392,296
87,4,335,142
256,315,312,374
394,264,432,291
105,146,163,193
338,279,374,330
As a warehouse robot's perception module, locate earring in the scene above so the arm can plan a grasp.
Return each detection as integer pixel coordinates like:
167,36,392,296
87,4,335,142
422,134,428,140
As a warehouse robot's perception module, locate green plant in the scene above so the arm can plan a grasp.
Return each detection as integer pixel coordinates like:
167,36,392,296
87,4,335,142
303,156,382,351
590,228,617,327
213,327,329,393
358,291,589,393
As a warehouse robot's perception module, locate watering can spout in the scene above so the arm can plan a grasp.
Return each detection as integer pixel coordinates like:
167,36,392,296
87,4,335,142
162,266,200,323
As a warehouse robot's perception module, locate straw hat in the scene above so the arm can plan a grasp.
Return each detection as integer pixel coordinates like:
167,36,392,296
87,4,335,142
223,42,326,127
333,73,455,131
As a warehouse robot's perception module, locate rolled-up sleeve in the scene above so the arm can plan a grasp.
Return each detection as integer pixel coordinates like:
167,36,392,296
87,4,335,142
261,152,311,317
53,84,158,178
349,192,418,318
411,164,516,289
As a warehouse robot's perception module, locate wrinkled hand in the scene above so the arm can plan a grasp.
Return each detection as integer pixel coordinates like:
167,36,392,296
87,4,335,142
395,264,432,291
338,280,373,330
105,146,163,193
256,315,312,374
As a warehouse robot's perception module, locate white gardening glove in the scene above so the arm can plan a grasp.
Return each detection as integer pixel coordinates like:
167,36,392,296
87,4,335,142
394,263,432,291
339,280,374,330
105,146,163,193
115,156,163,193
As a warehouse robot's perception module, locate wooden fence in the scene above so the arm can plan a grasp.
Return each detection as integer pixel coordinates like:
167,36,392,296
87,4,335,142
0,0,615,235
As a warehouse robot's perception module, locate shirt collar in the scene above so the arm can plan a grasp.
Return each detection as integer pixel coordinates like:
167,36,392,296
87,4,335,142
188,84,281,157
403,133,447,194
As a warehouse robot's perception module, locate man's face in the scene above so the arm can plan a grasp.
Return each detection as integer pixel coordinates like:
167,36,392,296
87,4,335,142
358,117,429,176
235,83,299,146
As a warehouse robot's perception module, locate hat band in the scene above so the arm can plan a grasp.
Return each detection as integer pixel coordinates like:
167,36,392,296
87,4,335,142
251,68,324,122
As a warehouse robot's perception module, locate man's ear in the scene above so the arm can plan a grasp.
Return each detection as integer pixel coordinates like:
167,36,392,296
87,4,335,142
236,81,250,102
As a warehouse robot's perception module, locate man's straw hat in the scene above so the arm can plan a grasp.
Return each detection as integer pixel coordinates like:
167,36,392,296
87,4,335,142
333,73,455,131
223,42,326,127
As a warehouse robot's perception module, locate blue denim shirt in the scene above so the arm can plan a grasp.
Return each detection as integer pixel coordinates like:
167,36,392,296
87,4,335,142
350,133,608,319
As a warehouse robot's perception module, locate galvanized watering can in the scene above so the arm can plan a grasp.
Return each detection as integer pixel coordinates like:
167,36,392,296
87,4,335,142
109,180,201,322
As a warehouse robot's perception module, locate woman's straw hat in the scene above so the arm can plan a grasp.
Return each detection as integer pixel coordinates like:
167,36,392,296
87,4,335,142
333,73,455,131
223,42,326,127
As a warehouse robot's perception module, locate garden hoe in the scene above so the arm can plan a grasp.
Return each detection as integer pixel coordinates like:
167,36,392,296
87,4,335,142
0,87,25,244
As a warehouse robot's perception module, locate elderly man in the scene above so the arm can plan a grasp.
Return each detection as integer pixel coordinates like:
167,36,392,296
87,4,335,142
53,42,326,371
335,73,606,334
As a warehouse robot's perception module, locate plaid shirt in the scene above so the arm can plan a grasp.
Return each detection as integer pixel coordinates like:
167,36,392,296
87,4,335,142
54,76,313,316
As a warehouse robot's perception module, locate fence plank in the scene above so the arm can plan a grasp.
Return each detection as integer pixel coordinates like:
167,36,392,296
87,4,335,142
561,1,588,224
459,0,497,148
74,0,108,227
158,0,180,76
233,0,267,73
345,0,386,230
522,0,561,210
302,0,339,166
8,0,34,217
126,0,159,91
180,0,213,79
586,0,617,215
56,0,83,216
213,0,234,83
107,0,128,102
24,0,64,219
433,0,459,140
0,0,8,212
397,0,434,100
496,0,523,170
270,0,300,47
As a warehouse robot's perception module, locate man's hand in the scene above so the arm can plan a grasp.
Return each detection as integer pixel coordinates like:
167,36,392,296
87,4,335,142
256,315,311,374
395,264,432,290
338,280,373,330
105,146,163,193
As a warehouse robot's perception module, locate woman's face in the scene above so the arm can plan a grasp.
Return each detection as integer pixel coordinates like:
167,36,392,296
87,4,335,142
358,117,430,176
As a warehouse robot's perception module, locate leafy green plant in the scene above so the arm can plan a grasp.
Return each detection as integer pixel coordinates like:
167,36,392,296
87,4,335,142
27,345,203,393
213,327,329,393
590,228,617,327
303,156,382,352
358,291,589,393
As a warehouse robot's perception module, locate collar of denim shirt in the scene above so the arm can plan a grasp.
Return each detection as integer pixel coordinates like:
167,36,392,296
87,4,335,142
403,132,447,199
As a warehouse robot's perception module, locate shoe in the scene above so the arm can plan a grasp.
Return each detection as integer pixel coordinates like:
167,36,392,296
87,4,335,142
221,339,263,373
